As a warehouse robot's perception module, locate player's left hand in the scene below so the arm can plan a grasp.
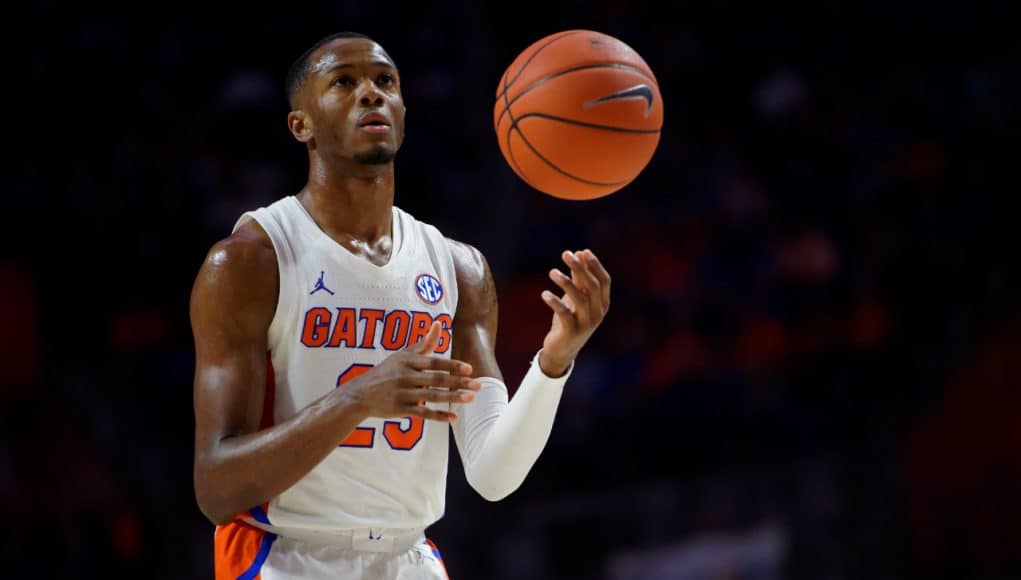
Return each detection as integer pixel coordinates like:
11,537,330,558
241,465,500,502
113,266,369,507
539,249,611,377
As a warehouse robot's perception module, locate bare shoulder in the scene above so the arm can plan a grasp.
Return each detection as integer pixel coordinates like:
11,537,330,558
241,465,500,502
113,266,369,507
446,238,488,285
191,219,278,331
199,219,276,279
445,238,496,318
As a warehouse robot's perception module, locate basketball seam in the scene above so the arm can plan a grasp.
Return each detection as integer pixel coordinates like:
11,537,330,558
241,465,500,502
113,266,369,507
508,119,631,187
495,30,585,101
512,112,661,134
499,36,639,191
504,70,632,189
494,63,659,130
503,57,540,190
504,128,540,190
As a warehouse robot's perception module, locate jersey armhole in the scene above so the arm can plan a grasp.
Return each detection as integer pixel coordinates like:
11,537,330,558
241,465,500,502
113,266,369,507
242,209,297,347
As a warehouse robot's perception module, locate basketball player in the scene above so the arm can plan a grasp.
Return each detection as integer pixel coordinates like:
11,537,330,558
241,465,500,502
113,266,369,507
190,32,610,579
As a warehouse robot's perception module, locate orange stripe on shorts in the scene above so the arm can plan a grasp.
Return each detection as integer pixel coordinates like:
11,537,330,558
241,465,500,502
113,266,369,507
214,520,275,580
426,538,450,580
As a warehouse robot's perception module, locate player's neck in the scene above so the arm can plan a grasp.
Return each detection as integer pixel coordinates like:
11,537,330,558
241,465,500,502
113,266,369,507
300,164,395,244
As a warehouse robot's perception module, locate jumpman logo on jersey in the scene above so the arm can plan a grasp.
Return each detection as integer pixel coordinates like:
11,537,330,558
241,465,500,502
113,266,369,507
309,271,335,296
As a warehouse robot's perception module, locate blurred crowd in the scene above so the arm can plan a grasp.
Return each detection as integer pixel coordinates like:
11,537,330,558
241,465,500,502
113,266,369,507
2,1,1019,578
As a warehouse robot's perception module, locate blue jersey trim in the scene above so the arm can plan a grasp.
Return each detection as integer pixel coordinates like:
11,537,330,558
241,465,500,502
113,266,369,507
249,505,271,525
238,532,277,580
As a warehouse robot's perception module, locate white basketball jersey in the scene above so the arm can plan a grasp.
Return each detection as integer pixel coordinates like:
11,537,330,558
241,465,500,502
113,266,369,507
231,195,458,535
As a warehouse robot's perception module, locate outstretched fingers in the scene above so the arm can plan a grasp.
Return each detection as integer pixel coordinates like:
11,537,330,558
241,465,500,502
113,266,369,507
549,268,589,326
564,249,605,322
406,385,477,404
406,321,474,377
409,321,442,355
407,404,459,422
400,382,477,422
409,371,481,392
541,290,572,317
580,249,610,317
409,355,473,377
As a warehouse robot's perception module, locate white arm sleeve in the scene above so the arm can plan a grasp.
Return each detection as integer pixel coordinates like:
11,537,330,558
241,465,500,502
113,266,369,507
451,350,573,501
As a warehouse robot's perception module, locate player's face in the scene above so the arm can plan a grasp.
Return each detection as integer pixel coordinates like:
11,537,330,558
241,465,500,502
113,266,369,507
304,38,406,165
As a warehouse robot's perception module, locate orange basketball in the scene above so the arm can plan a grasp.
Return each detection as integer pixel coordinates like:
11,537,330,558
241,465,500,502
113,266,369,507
493,30,664,200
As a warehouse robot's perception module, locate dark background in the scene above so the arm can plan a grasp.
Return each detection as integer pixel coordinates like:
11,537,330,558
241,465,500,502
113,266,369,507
3,1,1020,578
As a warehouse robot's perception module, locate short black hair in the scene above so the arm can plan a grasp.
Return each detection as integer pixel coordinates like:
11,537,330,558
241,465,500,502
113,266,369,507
285,31,371,109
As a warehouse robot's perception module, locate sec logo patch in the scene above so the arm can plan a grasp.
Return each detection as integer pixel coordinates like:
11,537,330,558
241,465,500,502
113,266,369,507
415,273,443,305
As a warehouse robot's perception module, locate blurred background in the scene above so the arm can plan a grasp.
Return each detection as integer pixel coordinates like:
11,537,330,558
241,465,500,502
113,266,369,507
2,1,1020,578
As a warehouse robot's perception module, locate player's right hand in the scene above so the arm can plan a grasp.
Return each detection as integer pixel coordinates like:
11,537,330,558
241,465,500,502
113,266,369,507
337,322,479,422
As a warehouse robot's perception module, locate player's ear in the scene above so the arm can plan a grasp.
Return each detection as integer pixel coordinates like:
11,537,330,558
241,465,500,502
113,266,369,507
288,110,313,143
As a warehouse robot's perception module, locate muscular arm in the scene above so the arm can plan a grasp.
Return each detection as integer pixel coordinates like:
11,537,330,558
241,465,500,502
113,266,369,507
447,240,585,501
449,240,502,381
191,221,370,525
